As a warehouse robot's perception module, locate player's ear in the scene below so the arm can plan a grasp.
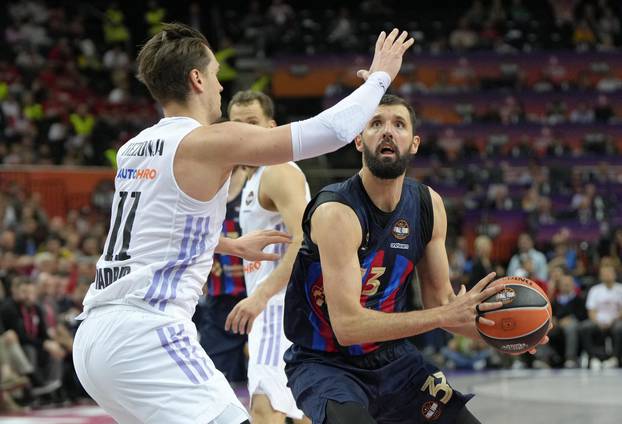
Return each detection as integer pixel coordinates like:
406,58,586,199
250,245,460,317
410,135,420,155
189,69,204,93
354,134,364,152
269,119,277,128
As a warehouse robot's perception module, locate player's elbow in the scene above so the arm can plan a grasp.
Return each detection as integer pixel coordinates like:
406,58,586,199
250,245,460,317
332,315,362,346
333,328,357,346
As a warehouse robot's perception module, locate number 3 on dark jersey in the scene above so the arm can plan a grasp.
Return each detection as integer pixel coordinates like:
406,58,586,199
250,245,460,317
105,191,141,261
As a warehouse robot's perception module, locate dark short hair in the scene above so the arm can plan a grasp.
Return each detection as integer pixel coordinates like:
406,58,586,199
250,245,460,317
379,94,417,132
227,90,275,119
137,22,211,104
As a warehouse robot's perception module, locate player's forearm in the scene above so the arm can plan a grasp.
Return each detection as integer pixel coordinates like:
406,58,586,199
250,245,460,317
290,72,390,161
254,238,302,300
332,306,445,346
421,286,483,341
442,323,483,341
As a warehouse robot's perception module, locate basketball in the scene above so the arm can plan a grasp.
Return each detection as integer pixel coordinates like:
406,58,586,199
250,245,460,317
476,276,552,355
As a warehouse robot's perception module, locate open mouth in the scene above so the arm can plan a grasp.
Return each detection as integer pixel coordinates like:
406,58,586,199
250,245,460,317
379,145,396,155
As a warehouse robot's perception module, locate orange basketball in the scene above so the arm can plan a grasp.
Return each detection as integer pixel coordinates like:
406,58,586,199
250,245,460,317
476,276,552,355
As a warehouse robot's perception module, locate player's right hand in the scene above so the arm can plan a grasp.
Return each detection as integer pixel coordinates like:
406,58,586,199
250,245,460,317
357,28,415,82
441,272,505,328
225,291,268,334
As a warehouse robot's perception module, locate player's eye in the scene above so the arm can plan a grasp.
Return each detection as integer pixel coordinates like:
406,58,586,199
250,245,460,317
372,120,382,128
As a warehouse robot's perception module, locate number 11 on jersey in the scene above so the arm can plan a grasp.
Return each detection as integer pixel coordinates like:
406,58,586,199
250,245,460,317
104,191,141,261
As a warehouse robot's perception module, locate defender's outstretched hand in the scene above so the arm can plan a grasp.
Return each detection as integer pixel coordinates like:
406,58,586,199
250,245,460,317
357,29,415,82
231,230,291,261
225,291,268,335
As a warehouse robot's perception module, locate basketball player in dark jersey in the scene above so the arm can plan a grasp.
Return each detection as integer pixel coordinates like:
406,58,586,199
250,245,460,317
284,95,548,424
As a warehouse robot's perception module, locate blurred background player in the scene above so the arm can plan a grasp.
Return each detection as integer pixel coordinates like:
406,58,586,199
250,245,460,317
225,90,310,424
72,22,414,424
283,94,520,424
194,161,248,384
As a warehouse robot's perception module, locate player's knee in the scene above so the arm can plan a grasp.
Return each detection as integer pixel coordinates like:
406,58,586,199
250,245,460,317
250,395,283,423
325,400,375,424
2,329,18,344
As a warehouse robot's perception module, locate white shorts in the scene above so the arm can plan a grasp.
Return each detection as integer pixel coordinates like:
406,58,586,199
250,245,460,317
247,296,303,419
73,305,248,424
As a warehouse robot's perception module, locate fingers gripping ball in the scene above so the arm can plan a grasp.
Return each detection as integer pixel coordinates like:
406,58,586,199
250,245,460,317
476,276,552,355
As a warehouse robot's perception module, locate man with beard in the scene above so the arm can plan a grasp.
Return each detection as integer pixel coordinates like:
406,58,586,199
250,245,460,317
283,94,520,424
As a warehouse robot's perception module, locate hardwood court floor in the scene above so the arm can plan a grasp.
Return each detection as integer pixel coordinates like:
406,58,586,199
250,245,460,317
2,369,620,423
449,368,622,424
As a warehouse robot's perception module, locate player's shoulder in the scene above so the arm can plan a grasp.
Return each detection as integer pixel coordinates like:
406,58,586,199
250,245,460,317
403,176,430,193
320,173,360,196
311,201,361,238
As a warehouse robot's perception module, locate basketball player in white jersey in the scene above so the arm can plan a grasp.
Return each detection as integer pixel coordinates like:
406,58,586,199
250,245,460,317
224,91,310,424
72,23,414,424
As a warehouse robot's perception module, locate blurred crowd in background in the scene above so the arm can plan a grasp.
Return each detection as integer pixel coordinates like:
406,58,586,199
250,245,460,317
1,0,622,414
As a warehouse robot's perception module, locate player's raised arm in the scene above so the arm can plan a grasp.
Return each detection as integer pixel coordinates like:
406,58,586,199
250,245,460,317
203,29,414,167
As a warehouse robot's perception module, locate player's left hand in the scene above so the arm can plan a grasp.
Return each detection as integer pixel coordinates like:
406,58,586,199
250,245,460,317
234,230,291,261
225,291,269,334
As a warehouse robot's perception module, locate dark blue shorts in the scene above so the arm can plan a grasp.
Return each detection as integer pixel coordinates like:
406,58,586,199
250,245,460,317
195,295,247,382
284,341,473,424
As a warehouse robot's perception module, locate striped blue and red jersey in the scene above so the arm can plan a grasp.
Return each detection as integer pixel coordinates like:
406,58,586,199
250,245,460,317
284,174,433,356
206,190,246,297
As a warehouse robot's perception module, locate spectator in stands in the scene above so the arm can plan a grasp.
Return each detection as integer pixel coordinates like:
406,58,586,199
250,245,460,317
571,183,606,223
0,278,64,397
569,101,595,123
467,235,502,290
450,57,478,91
499,95,525,124
521,186,541,213
596,5,620,49
488,0,507,25
579,262,622,368
547,265,567,298
0,283,32,412
441,335,492,371
594,94,614,123
548,273,586,367
608,227,622,264
548,229,576,266
573,19,597,50
596,70,622,93
508,233,549,281
487,184,514,211
267,0,294,27
448,237,468,285
327,8,356,50
449,17,479,51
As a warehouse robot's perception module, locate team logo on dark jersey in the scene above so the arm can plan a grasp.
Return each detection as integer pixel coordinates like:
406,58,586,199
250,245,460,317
421,400,442,421
392,219,410,240
245,190,255,206
312,284,325,307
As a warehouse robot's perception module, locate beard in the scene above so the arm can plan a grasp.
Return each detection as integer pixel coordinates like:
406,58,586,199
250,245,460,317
362,141,410,179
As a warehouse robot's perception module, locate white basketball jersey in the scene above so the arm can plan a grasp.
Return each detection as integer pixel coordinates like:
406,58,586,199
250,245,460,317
239,163,310,295
82,117,230,321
